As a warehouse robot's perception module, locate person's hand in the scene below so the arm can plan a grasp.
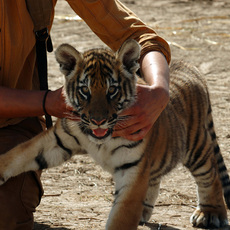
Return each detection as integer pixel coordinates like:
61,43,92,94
113,51,170,141
112,84,169,141
45,87,80,121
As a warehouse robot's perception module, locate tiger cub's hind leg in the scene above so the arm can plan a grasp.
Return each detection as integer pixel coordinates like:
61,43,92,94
185,132,228,228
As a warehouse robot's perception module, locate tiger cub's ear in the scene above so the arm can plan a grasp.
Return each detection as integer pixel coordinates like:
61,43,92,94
117,39,141,74
55,44,83,77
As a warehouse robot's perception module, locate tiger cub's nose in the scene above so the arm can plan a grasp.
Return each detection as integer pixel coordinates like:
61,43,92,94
90,118,107,126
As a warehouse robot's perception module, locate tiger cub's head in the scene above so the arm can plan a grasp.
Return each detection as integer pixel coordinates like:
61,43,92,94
55,39,140,143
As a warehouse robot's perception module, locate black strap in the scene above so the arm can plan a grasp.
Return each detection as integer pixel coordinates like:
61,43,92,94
35,28,53,128
26,0,53,128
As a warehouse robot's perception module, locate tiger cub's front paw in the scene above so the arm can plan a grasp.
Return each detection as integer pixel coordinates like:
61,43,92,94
140,203,154,224
190,208,228,228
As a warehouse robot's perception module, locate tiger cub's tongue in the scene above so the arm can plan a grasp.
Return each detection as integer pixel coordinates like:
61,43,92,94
92,128,108,137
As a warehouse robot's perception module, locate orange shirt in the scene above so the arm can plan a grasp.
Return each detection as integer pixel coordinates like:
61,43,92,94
0,0,171,127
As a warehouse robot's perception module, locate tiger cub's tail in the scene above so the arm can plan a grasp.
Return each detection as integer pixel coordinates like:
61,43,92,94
207,103,230,209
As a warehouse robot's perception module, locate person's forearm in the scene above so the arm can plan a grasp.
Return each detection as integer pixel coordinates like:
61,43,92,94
140,51,170,90
0,86,45,118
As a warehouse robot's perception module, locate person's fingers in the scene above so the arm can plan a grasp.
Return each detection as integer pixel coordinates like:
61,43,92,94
115,113,146,130
118,103,143,117
112,115,150,138
114,125,151,141
63,111,81,121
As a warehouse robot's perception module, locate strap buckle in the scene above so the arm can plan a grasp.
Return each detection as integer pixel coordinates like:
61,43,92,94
35,28,49,42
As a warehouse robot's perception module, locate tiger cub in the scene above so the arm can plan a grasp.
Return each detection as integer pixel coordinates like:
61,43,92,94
0,39,229,229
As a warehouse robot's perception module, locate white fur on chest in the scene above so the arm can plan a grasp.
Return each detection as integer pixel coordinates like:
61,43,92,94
80,135,146,174
66,121,146,174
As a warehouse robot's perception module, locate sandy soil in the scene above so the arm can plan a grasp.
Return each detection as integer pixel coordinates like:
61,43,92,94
34,0,230,229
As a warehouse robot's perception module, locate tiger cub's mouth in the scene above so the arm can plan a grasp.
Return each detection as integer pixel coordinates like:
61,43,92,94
89,128,113,140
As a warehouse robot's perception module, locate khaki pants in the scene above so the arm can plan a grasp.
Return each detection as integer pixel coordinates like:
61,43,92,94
0,118,44,230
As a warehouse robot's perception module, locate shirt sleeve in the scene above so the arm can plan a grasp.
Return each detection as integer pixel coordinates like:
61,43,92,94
66,0,171,63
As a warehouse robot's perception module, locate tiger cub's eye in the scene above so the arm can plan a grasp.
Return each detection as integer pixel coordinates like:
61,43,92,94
108,86,117,95
81,86,89,94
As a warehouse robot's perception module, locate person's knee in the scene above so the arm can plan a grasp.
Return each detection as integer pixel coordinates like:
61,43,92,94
0,171,43,230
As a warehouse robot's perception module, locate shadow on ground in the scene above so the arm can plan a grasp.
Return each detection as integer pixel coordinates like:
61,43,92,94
34,222,71,230
140,222,181,230
143,222,230,230
34,221,182,230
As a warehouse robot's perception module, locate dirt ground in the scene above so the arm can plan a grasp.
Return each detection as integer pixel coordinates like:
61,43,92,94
34,0,230,229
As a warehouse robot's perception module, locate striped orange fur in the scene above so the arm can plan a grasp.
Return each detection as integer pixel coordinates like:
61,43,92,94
0,40,229,229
